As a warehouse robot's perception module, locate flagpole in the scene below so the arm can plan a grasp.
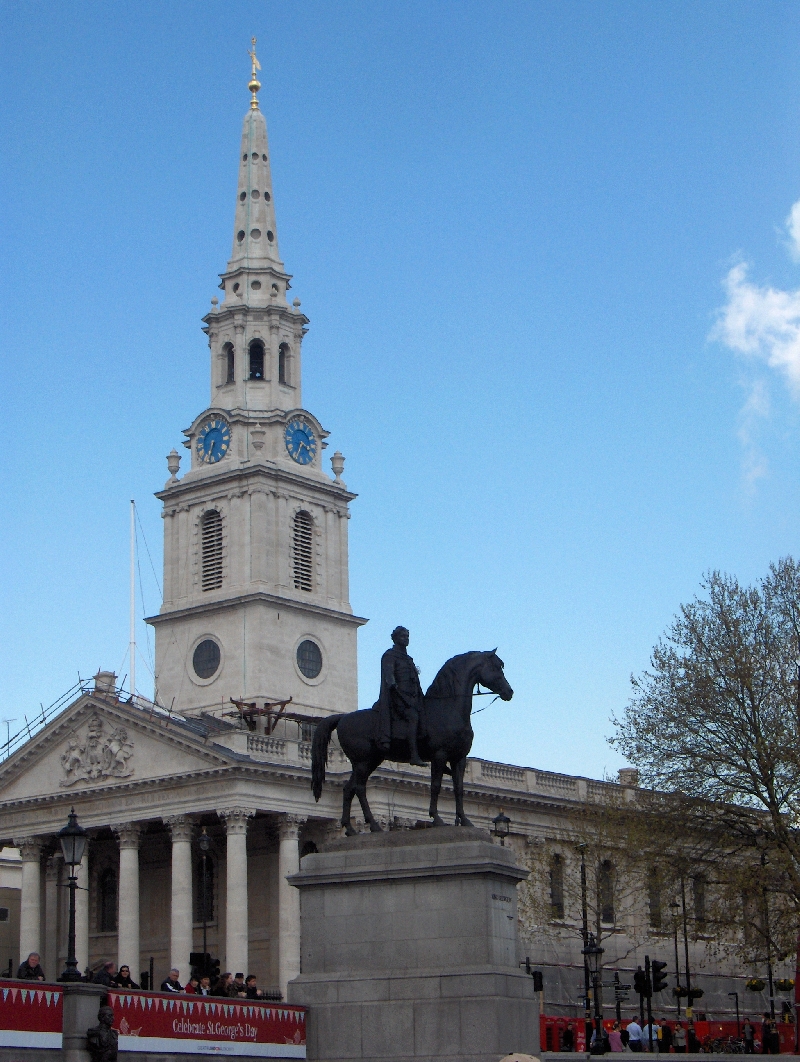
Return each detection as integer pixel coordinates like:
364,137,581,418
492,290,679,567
130,500,136,699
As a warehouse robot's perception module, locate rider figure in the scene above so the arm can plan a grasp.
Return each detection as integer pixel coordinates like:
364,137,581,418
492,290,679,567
376,626,428,767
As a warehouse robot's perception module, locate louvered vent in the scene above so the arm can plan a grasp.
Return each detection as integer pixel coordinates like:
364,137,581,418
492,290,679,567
201,509,223,591
293,511,313,592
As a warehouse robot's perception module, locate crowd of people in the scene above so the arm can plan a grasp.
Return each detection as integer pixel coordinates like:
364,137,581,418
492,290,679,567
14,952,270,999
562,1012,787,1054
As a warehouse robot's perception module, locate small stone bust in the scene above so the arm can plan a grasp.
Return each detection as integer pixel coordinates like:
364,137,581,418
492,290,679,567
87,1005,118,1062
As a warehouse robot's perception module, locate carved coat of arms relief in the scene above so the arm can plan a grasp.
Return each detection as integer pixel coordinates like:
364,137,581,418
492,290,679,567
60,714,134,787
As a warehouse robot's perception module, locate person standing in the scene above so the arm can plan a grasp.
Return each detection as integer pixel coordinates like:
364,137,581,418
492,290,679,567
673,1022,686,1053
743,1018,755,1054
627,1018,644,1052
660,1022,673,1053
16,953,45,980
642,1019,659,1051
561,1024,574,1051
608,1021,624,1052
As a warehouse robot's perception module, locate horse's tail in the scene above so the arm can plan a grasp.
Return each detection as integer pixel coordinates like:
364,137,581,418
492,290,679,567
312,715,342,801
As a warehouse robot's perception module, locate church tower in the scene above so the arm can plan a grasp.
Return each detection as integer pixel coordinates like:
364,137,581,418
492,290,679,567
149,48,365,717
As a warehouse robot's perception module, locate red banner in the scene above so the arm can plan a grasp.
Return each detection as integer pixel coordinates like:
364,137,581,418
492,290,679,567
0,981,63,1048
108,990,306,1058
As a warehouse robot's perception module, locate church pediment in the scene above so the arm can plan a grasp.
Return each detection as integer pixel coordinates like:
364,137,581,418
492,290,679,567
0,695,236,804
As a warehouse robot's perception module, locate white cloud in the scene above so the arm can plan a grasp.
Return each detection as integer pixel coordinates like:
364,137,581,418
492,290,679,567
787,199,800,261
736,377,770,490
711,261,800,398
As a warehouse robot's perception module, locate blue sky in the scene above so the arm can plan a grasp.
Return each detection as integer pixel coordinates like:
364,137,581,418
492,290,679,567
3,1,800,779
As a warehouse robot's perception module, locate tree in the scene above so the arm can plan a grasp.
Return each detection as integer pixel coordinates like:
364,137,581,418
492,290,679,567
610,557,800,923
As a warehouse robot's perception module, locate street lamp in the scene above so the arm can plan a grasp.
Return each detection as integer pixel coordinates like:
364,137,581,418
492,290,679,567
755,832,776,1020
199,827,210,974
582,932,605,1054
492,809,510,846
728,991,741,1036
578,843,592,1050
57,808,87,982
670,901,682,1018
679,875,695,1019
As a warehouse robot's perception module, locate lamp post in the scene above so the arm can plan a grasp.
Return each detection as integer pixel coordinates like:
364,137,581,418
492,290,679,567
670,901,682,1018
679,875,694,1018
583,932,605,1054
728,991,741,1036
57,808,87,982
199,827,210,973
578,843,592,1051
492,809,510,846
755,834,776,1020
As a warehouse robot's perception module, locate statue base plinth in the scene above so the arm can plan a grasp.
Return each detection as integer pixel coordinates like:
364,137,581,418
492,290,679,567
287,826,539,1062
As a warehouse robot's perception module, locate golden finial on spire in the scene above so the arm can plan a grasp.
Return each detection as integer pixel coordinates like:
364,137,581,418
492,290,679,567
248,36,262,109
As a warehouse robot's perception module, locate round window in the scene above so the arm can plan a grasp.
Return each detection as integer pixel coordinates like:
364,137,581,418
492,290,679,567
296,639,322,679
193,639,221,679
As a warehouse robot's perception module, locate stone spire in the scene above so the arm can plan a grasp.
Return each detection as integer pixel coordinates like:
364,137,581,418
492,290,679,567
222,38,287,301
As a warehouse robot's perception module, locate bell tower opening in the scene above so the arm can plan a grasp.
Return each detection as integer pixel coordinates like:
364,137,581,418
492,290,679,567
249,339,265,380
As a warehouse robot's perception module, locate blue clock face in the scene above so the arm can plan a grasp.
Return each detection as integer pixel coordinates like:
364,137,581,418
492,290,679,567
197,417,231,464
285,417,317,464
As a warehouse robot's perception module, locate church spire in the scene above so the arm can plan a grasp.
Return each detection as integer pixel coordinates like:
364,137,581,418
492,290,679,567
225,38,284,285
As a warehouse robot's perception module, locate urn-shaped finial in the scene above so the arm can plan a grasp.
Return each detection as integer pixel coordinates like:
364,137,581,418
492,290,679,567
331,451,345,484
166,449,181,483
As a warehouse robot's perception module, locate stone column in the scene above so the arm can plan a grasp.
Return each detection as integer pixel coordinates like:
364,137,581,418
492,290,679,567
113,824,141,972
164,816,193,982
15,837,43,963
278,815,305,997
219,808,253,976
44,855,61,982
75,856,89,975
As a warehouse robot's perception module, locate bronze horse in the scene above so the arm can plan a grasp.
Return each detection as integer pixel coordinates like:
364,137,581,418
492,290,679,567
311,650,513,834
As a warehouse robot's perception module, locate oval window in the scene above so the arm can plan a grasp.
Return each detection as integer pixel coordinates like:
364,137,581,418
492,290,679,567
297,639,322,679
193,639,221,679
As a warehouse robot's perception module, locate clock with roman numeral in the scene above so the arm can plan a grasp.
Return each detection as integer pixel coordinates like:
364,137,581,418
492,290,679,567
196,416,231,464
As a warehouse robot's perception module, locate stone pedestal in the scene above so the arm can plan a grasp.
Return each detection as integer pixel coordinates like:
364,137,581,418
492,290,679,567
287,827,539,1062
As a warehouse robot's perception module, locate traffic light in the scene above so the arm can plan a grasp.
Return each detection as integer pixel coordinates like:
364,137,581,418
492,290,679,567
532,971,544,993
211,958,221,982
634,966,650,997
651,960,668,993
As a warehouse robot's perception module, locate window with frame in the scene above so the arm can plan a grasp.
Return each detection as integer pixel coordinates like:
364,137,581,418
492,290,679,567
648,868,662,929
201,510,223,591
249,339,265,380
550,854,565,919
598,860,615,924
99,867,118,932
223,342,235,384
293,511,313,592
279,343,290,385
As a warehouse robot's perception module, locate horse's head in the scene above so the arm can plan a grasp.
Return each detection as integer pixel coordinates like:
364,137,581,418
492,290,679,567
476,650,513,701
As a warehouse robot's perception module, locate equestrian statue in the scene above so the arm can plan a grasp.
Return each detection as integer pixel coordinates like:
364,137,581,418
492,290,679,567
311,627,514,834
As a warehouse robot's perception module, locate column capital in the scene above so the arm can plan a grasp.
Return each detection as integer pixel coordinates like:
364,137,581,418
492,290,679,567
14,838,43,861
278,814,306,842
218,807,255,835
164,815,193,842
112,823,142,849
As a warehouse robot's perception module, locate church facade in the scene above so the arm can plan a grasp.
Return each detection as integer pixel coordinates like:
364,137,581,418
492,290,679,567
0,58,769,1021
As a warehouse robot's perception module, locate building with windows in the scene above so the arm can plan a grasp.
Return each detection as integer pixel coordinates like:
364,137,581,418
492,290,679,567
0,57,781,1022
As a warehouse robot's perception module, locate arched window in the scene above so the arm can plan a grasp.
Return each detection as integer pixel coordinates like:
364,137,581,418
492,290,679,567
194,856,214,923
201,510,223,591
598,860,615,924
647,868,662,929
99,867,117,933
550,854,565,920
249,339,265,380
223,343,234,384
278,343,290,385
693,874,706,929
293,511,313,592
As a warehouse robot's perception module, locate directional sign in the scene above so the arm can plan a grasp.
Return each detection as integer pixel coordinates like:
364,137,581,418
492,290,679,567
604,982,631,989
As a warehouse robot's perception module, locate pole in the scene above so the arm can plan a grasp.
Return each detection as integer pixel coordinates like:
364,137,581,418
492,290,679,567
673,915,681,1018
645,955,654,1053
761,851,775,1020
59,871,80,981
681,875,693,1018
594,968,604,1054
201,849,208,967
728,991,740,1036
614,971,622,1024
149,956,154,992
129,500,136,699
580,846,591,1050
